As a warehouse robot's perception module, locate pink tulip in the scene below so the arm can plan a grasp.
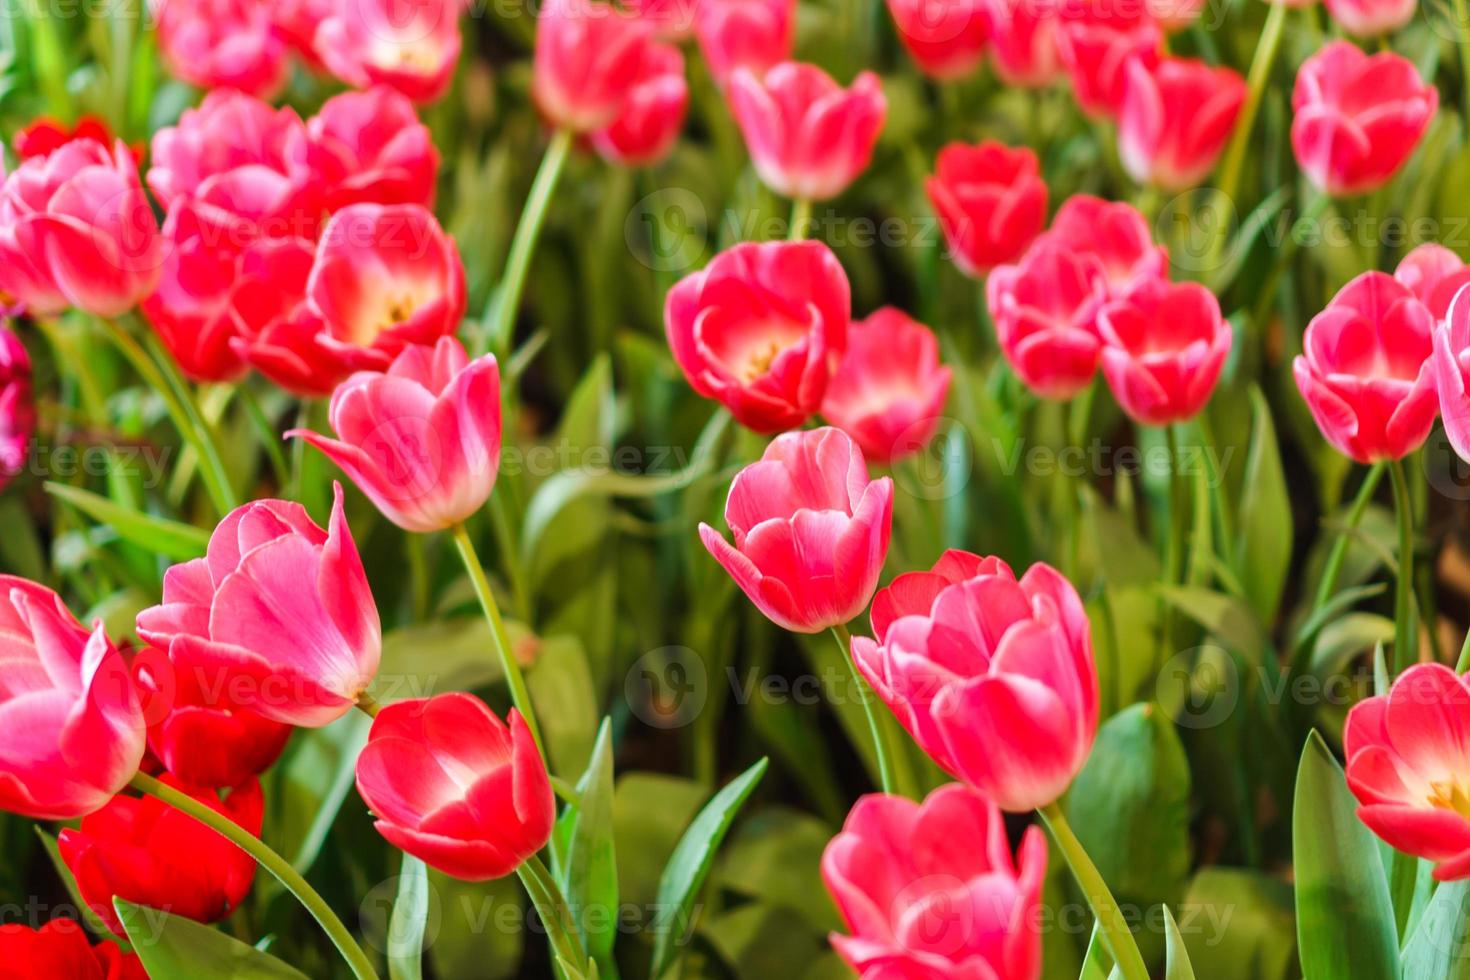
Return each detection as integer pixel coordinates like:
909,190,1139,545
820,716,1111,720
1433,283,1470,463
987,240,1109,400
886,0,990,80
135,485,382,727
926,140,1048,277
1097,277,1231,426
1292,41,1438,197
852,552,1098,811
0,326,33,491
728,62,887,202
0,577,146,820
700,427,893,634
822,784,1046,980
1295,271,1437,463
1058,6,1162,118
665,239,850,433
152,0,288,98
694,0,795,88
1396,243,1470,321
314,0,462,103
626,0,699,39
1118,55,1246,190
1038,194,1168,297
289,337,501,533
355,695,554,881
589,43,690,167
274,0,332,63
821,308,953,464
0,139,161,317
533,0,654,132
1345,664,1470,881
1324,0,1415,36
982,0,1063,88
307,86,440,212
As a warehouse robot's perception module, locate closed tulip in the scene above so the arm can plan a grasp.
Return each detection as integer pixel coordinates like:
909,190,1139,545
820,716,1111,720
1433,282,1470,463
307,86,441,211
1324,0,1415,36
1294,271,1437,463
60,775,263,935
1058,7,1162,118
1097,277,1231,426
533,0,654,132
136,486,382,727
987,240,1109,400
289,337,502,533
355,695,554,880
694,0,795,88
590,43,689,167
0,577,146,820
1396,243,1470,321
926,140,1048,277
1039,194,1168,297
1,326,33,491
886,0,990,80
982,0,1063,87
1292,41,1438,197
822,784,1046,980
728,62,887,202
852,552,1098,811
314,0,462,102
153,0,288,97
0,920,145,980
1118,55,1246,190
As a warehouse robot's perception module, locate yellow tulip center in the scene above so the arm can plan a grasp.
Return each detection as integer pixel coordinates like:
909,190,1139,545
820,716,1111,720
1427,778,1470,820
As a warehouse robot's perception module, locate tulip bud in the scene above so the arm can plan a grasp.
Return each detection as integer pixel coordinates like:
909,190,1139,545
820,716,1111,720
926,139,1048,276
1118,55,1246,190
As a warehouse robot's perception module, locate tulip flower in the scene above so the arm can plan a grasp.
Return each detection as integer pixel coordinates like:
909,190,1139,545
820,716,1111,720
982,0,1063,87
1433,282,1470,463
307,86,441,211
1396,243,1470,322
315,0,462,102
0,577,146,820
1118,55,1246,190
1097,278,1231,426
1345,664,1470,881
885,0,990,80
822,784,1047,979
275,0,331,63
1,326,33,491
694,0,795,88
1039,194,1168,297
589,43,690,168
355,694,554,880
289,337,502,533
1294,271,1437,463
59,775,263,935
852,552,1098,811
665,239,851,433
0,920,145,980
926,140,1048,276
13,115,117,159
700,427,893,634
153,0,288,98
533,0,654,132
987,241,1109,400
1324,0,1415,36
728,62,887,203
1292,41,1438,197
1058,8,1162,118
136,486,382,727
821,308,953,464
626,0,699,39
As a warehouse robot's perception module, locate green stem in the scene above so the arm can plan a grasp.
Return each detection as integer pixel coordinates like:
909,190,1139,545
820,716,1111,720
1456,627,1470,674
485,128,575,357
1457,0,1470,120
450,522,546,759
831,623,896,795
1039,803,1150,980
1159,426,1187,658
788,197,813,241
1311,462,1385,611
1389,459,1417,674
516,853,588,978
1212,0,1287,235
129,772,379,980
1195,413,1235,568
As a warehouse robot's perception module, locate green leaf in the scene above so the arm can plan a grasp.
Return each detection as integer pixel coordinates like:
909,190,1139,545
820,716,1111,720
718,808,844,935
1079,920,1115,980
1236,386,1293,623
1160,586,1269,662
562,719,620,977
44,481,209,561
613,773,708,911
1310,613,1395,677
527,635,599,780
1163,906,1197,980
649,758,769,979
1293,731,1400,980
115,900,309,979
264,711,370,877
37,829,123,944
1180,868,1296,980
388,854,429,980
377,618,503,698
1401,878,1470,979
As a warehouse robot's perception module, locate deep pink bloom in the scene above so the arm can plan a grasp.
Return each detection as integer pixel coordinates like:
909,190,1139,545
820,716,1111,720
1037,194,1168,297
1345,664,1470,881
307,86,440,211
1097,277,1231,426
729,62,887,202
356,695,554,881
1433,283,1470,463
589,43,689,167
853,552,1098,811
0,577,146,820
626,0,699,39
1324,0,1415,35
1292,41,1438,197
926,140,1048,277
665,239,850,432
152,0,288,97
822,308,953,464
694,0,795,88
315,0,462,102
135,486,382,727
700,428,893,633
0,139,161,317
982,0,1063,87
0,920,145,980
987,240,1109,400
0,326,33,490
886,0,990,80
289,337,501,533
275,0,332,63
1118,55,1246,189
1294,271,1437,463
533,0,654,132
1058,5,1162,118
59,775,262,935
822,784,1046,980
13,115,118,160
1396,243,1470,322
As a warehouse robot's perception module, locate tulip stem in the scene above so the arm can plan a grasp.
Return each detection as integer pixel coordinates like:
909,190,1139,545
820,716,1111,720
1457,0,1470,120
485,127,575,357
128,772,380,980
830,623,896,795
788,197,813,241
1310,462,1385,612
450,522,547,761
1039,802,1151,980
517,853,589,979
1389,458,1417,674
355,691,382,718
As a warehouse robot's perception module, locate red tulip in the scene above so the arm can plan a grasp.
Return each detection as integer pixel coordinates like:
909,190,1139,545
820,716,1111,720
533,0,654,132
590,43,690,167
886,0,990,80
665,239,850,433
13,115,117,159
315,0,462,102
626,0,699,39
1433,283,1470,463
700,428,893,633
987,240,1109,400
694,0,795,88
59,775,263,935
1345,664,1470,881
275,0,332,63
1324,0,1415,35
0,921,144,980
982,0,1063,87
136,486,382,727
852,552,1098,811
1118,55,1246,189
926,140,1048,277
1292,41,1438,197
729,62,886,202
1294,271,1437,463
0,326,33,491
822,784,1047,980
355,695,554,881
0,577,146,820
1058,5,1161,118
153,0,288,98
1396,243,1470,322
822,308,953,464
1097,277,1230,426
307,86,440,211
1038,194,1168,297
